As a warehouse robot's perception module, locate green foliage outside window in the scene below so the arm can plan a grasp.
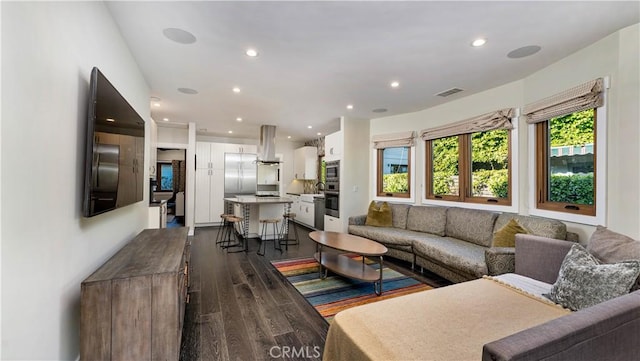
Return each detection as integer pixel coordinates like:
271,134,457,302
549,174,594,205
382,173,409,193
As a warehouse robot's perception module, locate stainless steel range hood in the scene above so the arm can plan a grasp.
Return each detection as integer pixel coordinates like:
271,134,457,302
258,125,280,163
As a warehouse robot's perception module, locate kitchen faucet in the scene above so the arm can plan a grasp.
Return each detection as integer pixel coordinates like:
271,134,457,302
315,181,326,193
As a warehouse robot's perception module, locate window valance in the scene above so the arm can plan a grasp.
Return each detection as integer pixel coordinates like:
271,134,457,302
419,108,515,141
523,78,604,124
371,131,415,149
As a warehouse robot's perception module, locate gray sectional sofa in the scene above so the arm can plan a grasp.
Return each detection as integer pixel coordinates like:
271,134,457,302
349,203,578,283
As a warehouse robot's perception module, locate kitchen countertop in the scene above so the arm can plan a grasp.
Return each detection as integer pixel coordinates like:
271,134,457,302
224,197,293,204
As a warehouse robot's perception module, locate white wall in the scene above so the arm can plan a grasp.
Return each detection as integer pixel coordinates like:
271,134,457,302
1,2,150,359
370,23,640,242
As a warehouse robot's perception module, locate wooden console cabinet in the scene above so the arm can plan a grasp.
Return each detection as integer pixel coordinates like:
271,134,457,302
80,227,190,360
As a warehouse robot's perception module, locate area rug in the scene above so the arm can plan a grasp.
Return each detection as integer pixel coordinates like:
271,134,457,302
271,255,433,322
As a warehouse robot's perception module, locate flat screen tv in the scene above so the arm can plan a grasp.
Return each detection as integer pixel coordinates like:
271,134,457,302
83,67,145,217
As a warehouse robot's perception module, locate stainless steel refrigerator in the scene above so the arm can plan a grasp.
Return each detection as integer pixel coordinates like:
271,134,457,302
224,152,257,197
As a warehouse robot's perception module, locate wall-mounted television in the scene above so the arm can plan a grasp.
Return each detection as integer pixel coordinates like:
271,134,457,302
83,67,145,217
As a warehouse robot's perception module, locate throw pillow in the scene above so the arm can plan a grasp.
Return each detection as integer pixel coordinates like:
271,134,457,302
491,218,529,248
544,244,640,311
365,201,393,227
587,226,640,291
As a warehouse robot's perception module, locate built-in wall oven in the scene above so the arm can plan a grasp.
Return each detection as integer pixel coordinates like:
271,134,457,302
325,160,340,217
326,160,340,182
325,191,339,217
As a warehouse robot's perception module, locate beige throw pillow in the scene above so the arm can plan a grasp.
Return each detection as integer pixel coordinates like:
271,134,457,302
365,201,393,227
587,226,640,291
492,218,529,248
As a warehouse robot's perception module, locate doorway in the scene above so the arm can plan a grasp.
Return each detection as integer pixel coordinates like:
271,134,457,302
156,148,187,228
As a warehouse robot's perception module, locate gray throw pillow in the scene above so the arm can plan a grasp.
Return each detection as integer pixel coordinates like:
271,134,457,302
544,244,640,311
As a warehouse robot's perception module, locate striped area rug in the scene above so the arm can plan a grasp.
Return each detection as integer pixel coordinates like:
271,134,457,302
271,255,432,322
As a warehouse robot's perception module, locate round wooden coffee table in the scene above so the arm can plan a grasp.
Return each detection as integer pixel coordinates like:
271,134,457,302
309,231,388,295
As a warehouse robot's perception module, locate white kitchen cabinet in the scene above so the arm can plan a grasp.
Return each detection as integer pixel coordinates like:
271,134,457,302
324,130,343,161
195,168,224,224
224,143,257,154
148,202,167,229
324,215,344,232
294,146,318,180
196,141,226,170
297,199,315,228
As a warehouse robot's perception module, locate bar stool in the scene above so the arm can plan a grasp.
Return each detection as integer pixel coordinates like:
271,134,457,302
279,212,299,250
216,213,234,245
221,216,243,249
257,219,282,256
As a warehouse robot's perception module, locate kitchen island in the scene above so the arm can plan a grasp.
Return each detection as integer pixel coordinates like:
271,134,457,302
223,196,293,252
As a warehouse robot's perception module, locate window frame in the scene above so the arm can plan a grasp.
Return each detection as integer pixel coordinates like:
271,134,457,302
534,110,596,216
372,145,416,203
376,146,412,198
156,162,174,192
424,130,513,207
529,105,607,225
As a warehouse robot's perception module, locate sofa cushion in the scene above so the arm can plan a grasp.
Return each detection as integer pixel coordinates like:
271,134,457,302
388,203,411,229
492,219,529,248
445,207,498,247
412,235,489,278
406,206,447,236
348,225,413,248
587,225,640,291
494,214,566,240
365,201,393,227
544,244,640,311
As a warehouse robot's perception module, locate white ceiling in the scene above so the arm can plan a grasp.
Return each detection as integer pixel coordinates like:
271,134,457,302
106,1,639,142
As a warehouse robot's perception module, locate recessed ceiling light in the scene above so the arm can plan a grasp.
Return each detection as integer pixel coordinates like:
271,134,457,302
346,104,354,110
228,130,233,134
163,118,169,122
287,136,291,139
178,87,198,95
507,45,542,59
307,125,312,129
232,87,241,93
390,81,400,88
236,117,243,122
317,132,322,136
106,118,115,122
471,38,487,47
245,48,259,57
162,28,197,44
153,103,161,107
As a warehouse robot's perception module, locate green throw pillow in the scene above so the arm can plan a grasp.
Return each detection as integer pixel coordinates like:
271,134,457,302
492,218,529,247
365,201,392,227
544,244,640,311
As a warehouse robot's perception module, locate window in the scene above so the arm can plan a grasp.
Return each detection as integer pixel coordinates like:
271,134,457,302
425,129,511,205
535,109,596,216
422,108,514,206
157,162,174,191
525,78,605,220
377,147,411,198
372,131,415,199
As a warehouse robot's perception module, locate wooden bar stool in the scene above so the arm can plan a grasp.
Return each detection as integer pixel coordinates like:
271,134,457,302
279,212,299,250
216,213,234,245
257,219,282,256
222,216,243,250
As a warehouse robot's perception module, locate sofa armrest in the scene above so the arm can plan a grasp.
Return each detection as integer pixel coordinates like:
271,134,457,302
565,231,579,242
485,247,515,275
348,215,367,226
482,290,640,361
515,234,574,284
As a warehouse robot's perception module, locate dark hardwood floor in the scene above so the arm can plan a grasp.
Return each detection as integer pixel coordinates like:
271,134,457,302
180,222,450,361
